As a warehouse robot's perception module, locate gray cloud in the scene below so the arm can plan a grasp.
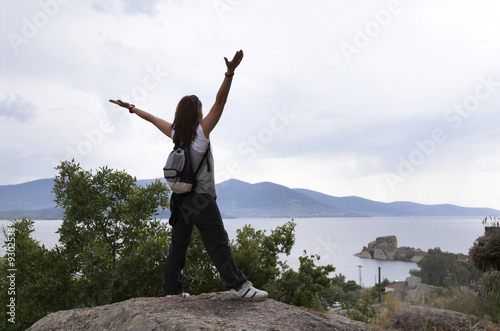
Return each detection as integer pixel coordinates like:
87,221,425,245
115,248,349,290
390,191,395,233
121,0,161,15
1,0,500,209
0,94,36,122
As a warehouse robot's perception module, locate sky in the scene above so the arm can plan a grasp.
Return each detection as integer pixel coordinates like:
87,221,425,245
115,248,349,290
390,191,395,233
1,0,500,210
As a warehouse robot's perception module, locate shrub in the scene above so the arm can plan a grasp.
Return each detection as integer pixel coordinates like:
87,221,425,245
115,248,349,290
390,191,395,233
469,228,500,272
371,294,401,328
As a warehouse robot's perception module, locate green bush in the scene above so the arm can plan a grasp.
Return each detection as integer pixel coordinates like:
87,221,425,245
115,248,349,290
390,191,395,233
468,220,500,323
469,227,500,272
346,293,377,323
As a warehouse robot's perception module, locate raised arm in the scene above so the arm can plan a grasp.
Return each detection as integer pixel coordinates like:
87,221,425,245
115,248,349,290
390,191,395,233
109,99,173,138
201,50,244,139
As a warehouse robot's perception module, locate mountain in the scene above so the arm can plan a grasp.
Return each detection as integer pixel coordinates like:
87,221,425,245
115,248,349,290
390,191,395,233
0,178,499,219
0,179,64,219
294,188,500,217
215,179,362,218
0,179,56,211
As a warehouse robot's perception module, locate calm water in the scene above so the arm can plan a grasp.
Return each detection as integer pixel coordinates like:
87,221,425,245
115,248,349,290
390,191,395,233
0,217,486,286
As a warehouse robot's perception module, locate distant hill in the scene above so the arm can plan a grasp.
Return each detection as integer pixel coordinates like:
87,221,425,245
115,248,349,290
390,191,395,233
293,188,500,217
215,179,362,218
0,178,499,219
0,179,56,211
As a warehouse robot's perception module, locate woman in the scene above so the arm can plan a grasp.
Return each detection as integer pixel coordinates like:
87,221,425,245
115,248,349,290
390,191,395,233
109,50,268,300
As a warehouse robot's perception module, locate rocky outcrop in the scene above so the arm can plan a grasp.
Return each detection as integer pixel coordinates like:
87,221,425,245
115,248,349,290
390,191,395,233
386,305,499,331
369,235,398,259
356,235,429,262
356,235,400,260
385,278,500,330
27,292,373,331
389,276,437,303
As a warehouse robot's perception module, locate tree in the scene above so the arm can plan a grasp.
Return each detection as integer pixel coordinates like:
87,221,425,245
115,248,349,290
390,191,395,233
343,280,362,293
320,284,341,305
0,218,73,331
410,247,471,288
53,160,171,305
469,226,500,273
232,221,295,290
267,251,335,308
367,278,391,300
469,223,500,320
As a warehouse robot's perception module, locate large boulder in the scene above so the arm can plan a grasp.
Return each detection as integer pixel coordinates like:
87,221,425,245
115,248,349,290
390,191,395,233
386,305,499,331
375,235,397,259
27,292,373,331
406,276,421,290
373,248,388,260
390,276,436,303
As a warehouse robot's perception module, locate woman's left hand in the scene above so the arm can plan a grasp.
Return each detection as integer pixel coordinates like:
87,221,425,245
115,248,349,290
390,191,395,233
224,50,244,74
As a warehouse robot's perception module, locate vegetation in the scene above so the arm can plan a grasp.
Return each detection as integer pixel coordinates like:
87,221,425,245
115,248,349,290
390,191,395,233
371,294,401,329
368,216,500,327
0,160,337,330
481,215,500,228
469,218,500,322
0,219,74,329
470,218,500,272
2,160,497,329
345,293,377,323
409,247,477,288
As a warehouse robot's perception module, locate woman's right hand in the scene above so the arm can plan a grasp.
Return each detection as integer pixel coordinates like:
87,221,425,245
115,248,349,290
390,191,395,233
109,99,130,109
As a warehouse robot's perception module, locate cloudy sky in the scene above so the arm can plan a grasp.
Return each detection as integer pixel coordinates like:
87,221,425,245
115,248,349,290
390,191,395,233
1,0,500,210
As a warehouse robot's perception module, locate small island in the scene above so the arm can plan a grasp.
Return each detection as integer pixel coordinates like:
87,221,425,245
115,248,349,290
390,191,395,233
355,235,469,262
355,235,428,262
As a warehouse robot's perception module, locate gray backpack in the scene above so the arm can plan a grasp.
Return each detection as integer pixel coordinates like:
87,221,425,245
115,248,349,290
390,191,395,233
163,143,210,194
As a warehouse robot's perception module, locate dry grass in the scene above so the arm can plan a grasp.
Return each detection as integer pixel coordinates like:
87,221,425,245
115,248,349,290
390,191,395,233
371,294,403,329
370,288,499,330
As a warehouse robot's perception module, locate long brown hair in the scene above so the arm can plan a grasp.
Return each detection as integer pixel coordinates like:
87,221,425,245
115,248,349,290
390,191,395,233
172,95,201,146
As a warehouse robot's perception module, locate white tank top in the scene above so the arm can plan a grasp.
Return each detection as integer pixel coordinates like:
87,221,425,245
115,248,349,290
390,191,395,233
171,125,216,198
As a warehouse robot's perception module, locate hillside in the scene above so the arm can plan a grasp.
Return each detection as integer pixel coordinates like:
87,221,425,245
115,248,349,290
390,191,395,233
0,178,499,219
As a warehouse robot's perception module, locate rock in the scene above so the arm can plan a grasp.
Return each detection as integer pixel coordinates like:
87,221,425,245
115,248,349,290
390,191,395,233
356,251,372,259
410,255,424,263
27,292,373,331
373,248,388,260
389,277,436,303
386,305,499,331
405,276,421,290
356,235,401,261
376,236,397,259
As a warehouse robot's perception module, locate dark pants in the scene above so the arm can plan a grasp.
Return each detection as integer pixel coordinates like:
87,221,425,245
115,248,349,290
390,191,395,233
164,192,247,295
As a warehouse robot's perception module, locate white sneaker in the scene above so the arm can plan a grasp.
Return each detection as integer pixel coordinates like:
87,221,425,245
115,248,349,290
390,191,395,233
230,281,268,301
166,292,190,298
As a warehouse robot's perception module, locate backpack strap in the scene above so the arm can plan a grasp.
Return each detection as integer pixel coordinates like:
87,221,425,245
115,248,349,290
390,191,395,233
193,143,211,176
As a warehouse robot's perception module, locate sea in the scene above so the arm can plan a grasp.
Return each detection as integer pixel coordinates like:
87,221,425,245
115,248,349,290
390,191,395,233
0,217,487,287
